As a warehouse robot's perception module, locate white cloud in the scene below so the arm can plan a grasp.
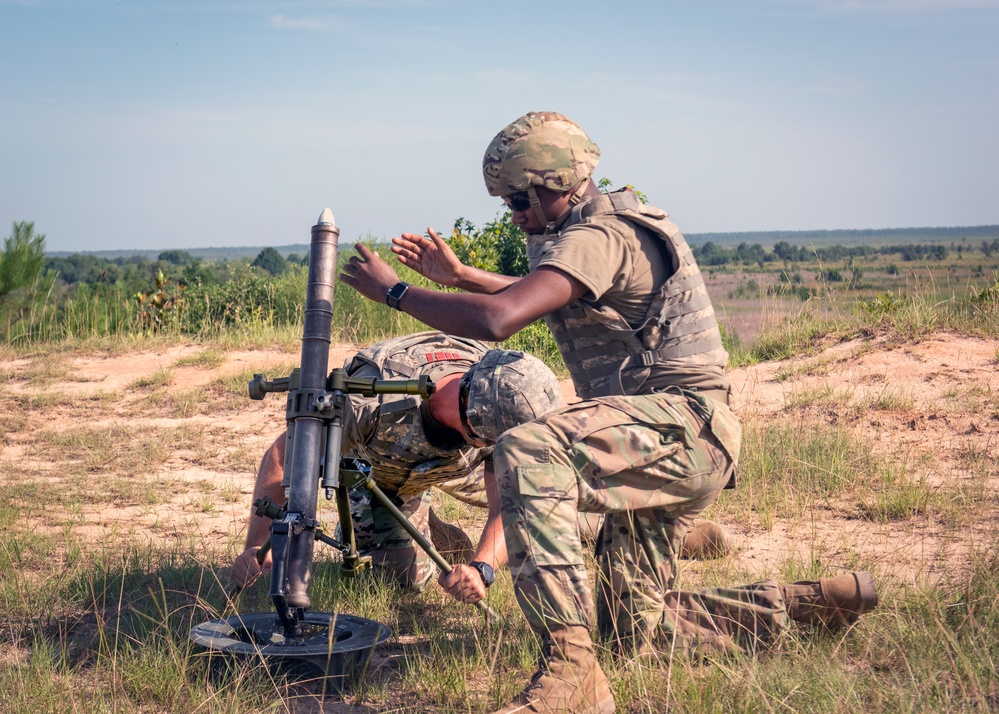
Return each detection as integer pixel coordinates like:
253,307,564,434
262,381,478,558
268,13,350,31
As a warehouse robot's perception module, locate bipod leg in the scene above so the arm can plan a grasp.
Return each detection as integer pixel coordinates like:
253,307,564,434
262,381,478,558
334,482,371,577
363,477,502,626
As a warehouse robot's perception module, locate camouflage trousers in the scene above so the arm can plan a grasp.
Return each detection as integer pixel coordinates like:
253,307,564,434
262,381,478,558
656,579,791,654
493,389,770,650
339,468,486,592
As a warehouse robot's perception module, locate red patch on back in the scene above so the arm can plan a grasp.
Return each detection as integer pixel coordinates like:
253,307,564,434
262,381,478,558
425,351,462,362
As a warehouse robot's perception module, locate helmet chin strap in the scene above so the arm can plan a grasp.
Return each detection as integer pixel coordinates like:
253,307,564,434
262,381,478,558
526,186,551,233
527,178,590,235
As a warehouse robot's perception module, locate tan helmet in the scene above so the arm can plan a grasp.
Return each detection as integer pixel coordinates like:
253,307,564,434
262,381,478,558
482,111,601,197
460,349,563,444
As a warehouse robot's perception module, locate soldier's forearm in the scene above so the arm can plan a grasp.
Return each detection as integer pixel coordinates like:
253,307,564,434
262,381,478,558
455,265,520,294
473,463,508,568
243,435,287,550
472,510,507,569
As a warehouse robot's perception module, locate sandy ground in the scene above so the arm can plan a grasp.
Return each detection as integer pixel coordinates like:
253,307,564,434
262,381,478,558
728,333,998,584
2,333,996,586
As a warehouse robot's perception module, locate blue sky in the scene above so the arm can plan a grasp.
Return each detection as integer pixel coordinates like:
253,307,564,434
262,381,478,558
2,0,997,253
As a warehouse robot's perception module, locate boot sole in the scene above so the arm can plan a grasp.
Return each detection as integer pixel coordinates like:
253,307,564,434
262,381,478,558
493,695,615,714
580,697,616,714
832,571,879,625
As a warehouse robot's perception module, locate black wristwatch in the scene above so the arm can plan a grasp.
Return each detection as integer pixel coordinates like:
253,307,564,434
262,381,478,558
385,281,411,310
469,560,495,588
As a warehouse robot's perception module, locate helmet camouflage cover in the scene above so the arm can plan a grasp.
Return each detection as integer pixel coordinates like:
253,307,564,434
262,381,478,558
463,349,563,443
482,111,601,197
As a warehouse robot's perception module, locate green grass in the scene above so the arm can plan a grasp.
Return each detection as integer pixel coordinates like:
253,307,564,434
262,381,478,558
857,461,939,523
173,347,227,369
723,421,878,529
128,366,174,390
1,531,997,713
742,307,838,366
1,245,997,712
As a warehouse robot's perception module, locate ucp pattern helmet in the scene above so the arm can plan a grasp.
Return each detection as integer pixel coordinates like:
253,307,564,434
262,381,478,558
461,349,563,444
482,111,601,197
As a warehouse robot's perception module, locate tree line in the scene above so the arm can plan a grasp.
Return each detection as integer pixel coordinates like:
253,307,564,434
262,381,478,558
691,239,986,267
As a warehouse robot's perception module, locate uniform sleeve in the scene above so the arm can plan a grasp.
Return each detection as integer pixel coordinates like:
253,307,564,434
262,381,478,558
342,393,378,452
531,221,632,301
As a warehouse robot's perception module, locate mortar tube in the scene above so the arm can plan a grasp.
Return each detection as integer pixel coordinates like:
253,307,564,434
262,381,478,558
282,210,339,611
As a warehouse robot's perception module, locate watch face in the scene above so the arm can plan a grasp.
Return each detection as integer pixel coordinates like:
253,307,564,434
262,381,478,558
472,561,495,587
386,281,410,309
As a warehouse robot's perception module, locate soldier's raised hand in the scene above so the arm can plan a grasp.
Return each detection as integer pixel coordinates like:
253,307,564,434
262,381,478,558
392,228,465,287
340,243,403,302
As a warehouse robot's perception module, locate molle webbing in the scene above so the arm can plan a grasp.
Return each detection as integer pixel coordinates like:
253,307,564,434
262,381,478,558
549,191,727,398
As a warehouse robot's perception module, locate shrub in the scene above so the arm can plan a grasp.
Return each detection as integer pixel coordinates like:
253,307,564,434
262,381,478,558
251,247,288,276
448,213,528,277
184,263,306,333
0,221,57,342
135,270,187,332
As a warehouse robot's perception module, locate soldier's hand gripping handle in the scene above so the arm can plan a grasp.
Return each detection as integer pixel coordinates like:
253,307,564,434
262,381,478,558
363,477,502,625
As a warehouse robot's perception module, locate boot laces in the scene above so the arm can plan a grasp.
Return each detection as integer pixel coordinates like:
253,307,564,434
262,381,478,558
524,667,547,694
524,642,554,694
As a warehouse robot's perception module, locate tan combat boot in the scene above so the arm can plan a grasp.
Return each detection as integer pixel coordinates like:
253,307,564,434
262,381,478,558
679,519,733,560
781,571,879,627
492,626,615,714
428,508,474,565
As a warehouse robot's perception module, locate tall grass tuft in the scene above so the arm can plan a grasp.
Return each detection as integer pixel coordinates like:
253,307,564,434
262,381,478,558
729,421,878,528
749,306,836,363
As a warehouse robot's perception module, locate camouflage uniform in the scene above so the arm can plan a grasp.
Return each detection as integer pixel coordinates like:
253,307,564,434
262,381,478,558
494,393,790,652
332,332,491,590
486,112,789,653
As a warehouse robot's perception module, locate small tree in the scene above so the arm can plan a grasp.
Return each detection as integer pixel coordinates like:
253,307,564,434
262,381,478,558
135,269,186,332
252,247,288,276
157,249,198,267
0,221,48,300
773,241,797,263
0,221,56,341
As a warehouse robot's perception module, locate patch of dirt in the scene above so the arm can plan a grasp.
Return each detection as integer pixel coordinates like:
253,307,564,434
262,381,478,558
0,342,360,552
723,333,998,585
1,333,996,588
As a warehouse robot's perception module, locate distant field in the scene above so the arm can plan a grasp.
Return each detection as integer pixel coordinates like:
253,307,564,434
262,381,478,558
688,224,999,249
18,220,999,357
707,246,999,347
46,224,999,261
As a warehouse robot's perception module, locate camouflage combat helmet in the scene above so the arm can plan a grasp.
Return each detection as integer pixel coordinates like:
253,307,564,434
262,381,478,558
482,111,601,197
460,349,563,444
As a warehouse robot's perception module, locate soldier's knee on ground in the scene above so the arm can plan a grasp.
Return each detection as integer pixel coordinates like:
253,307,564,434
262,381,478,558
577,512,603,543
680,519,733,560
372,559,435,593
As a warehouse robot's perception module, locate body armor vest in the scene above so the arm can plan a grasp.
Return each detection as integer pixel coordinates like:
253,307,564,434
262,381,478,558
528,190,728,399
344,332,489,495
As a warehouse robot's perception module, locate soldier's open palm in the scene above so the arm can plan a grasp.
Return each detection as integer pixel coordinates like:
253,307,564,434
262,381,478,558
391,228,464,287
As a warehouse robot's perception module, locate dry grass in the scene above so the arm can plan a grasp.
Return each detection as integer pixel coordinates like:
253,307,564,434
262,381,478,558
0,316,996,712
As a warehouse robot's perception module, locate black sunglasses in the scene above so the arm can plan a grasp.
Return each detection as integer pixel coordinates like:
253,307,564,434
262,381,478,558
503,191,532,212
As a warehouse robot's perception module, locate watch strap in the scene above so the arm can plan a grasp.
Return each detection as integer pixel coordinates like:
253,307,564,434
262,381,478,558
386,281,411,310
469,560,495,588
